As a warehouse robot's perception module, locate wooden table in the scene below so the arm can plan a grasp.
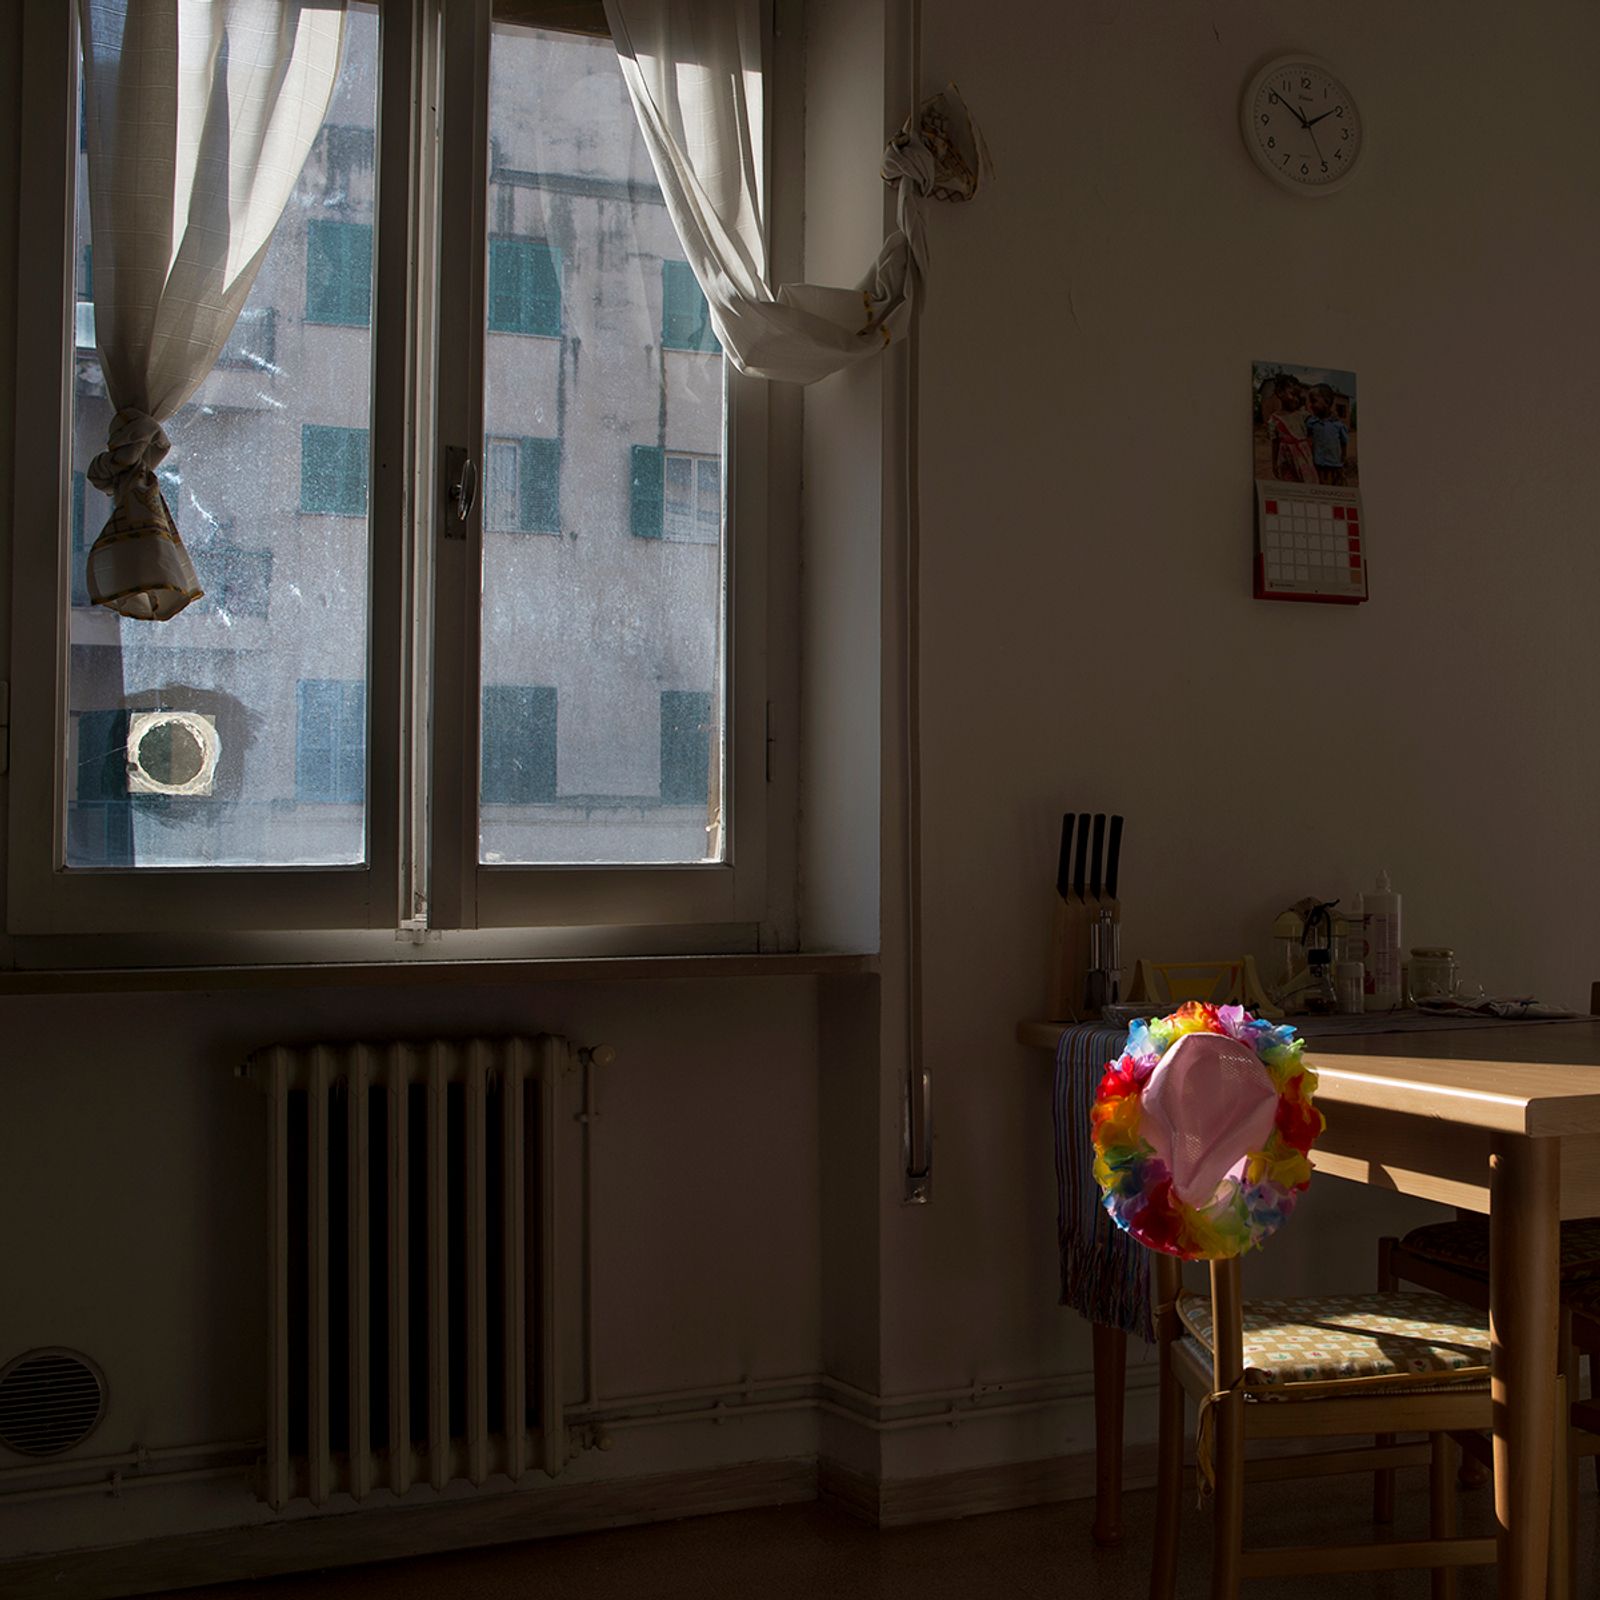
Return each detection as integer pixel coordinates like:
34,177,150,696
1019,1015,1600,1599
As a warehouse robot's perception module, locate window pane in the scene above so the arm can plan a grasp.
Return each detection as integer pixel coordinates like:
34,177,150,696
480,24,725,866
66,9,379,869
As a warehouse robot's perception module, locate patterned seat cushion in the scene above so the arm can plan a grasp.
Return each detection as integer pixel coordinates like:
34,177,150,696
1177,1290,1490,1391
1399,1216,1600,1281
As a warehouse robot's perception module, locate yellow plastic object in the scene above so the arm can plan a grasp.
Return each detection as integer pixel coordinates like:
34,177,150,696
1125,956,1282,1019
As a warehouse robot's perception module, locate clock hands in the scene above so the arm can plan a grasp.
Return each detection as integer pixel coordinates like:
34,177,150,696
1306,107,1340,128
1276,96,1310,130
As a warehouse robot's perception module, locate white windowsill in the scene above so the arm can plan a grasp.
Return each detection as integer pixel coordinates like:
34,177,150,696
0,949,878,995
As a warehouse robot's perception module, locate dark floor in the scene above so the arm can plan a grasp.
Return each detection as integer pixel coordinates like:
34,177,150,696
151,1464,1597,1600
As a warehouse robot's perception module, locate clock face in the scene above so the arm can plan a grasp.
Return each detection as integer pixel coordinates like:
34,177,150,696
1242,57,1363,194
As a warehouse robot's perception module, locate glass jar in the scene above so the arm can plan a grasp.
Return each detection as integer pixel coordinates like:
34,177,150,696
1409,947,1458,1002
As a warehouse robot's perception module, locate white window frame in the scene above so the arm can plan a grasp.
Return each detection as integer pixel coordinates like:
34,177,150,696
663,450,721,546
4,0,793,964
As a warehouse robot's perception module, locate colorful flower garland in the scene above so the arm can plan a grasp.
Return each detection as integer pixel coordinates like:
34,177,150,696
1091,1002,1324,1261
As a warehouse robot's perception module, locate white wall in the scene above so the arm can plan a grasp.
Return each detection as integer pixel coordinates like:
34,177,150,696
3,0,1599,1568
871,0,1600,1470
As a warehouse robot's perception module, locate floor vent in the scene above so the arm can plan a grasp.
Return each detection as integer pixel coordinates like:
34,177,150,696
0,1348,107,1457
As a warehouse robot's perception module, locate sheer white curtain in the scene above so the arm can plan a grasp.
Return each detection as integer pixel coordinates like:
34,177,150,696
603,0,986,386
78,0,346,620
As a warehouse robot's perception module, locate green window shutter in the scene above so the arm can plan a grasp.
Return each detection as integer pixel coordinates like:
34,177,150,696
630,444,664,540
489,238,562,337
487,238,522,333
305,219,373,326
481,685,557,804
70,472,90,607
300,425,370,515
519,437,561,533
661,260,719,353
72,707,135,867
660,690,712,805
297,679,365,804
76,708,130,803
527,244,561,336
336,681,367,804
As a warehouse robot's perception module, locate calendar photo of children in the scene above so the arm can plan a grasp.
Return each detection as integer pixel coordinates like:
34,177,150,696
1252,362,1358,488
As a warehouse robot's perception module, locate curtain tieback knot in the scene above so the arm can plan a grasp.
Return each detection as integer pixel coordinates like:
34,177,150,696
87,408,172,499
84,406,202,622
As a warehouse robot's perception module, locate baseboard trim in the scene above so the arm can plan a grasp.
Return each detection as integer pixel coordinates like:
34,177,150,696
820,1442,1160,1529
1,1438,1153,1595
0,1458,819,1600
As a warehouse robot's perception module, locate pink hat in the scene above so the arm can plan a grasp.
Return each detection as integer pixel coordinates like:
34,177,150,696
1139,1031,1279,1207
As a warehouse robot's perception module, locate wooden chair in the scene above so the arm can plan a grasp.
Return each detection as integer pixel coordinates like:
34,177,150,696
1374,981,1600,1515
1150,1250,1503,1599
1552,1283,1600,1582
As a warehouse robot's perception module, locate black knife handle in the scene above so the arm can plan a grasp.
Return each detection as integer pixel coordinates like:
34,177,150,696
1072,813,1091,899
1089,813,1106,899
1055,813,1074,899
1105,814,1124,901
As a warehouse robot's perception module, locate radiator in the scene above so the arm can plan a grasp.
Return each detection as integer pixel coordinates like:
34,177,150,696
244,1037,568,1509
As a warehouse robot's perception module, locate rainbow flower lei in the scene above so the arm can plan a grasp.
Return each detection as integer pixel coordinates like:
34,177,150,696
1091,1002,1325,1261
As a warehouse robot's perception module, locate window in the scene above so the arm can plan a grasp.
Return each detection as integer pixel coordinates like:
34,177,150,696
487,237,561,336
300,425,370,516
664,453,721,544
630,448,719,545
13,3,781,951
660,690,712,804
481,685,557,805
296,680,366,805
217,307,278,371
485,436,560,533
660,260,719,353
305,218,373,326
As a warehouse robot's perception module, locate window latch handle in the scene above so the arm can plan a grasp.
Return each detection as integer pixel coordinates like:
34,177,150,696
445,447,477,534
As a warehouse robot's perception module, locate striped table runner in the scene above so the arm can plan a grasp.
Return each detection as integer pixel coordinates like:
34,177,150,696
1052,1023,1152,1341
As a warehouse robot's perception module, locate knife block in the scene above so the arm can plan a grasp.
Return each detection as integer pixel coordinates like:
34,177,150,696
1047,895,1120,1022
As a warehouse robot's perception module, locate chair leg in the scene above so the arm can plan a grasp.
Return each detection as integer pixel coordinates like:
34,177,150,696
1207,1259,1246,1600
1374,1236,1399,1523
1589,1342,1600,1497
1091,1322,1128,1546
1430,1432,1458,1600
1208,1388,1245,1600
1148,1345,1184,1600
1549,1374,1572,1600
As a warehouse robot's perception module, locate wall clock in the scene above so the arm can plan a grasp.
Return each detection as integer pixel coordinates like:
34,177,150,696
1241,56,1363,195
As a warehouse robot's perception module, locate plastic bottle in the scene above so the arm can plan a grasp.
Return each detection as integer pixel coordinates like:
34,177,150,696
1336,961,1365,1014
1361,869,1403,1012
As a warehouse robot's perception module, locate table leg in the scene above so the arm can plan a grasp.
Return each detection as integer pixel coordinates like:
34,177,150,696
1489,1135,1561,1598
1091,1321,1127,1546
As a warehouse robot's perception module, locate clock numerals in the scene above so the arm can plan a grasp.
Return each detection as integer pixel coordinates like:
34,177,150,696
1245,58,1360,192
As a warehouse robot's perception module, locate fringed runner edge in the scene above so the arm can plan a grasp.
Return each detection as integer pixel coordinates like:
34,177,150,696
1053,1023,1152,1342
